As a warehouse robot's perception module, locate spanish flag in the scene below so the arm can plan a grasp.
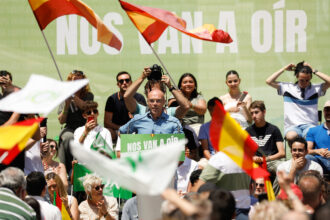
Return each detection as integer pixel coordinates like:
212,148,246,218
53,191,71,220
119,0,232,44
28,0,122,50
210,101,269,179
0,118,43,164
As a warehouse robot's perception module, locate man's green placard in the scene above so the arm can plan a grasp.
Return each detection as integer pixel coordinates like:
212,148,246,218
120,134,186,161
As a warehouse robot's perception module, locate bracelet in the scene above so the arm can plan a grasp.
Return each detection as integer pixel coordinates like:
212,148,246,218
313,69,318,75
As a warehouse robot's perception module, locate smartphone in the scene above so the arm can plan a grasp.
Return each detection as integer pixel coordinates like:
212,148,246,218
238,91,248,102
87,116,94,123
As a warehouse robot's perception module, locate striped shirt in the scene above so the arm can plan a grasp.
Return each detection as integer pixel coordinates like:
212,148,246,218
0,187,36,220
200,152,251,209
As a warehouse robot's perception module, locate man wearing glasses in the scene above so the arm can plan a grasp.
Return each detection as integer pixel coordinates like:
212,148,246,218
104,71,146,142
277,136,323,183
74,101,112,151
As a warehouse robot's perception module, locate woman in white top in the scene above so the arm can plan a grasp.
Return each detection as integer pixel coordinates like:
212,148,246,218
220,70,252,129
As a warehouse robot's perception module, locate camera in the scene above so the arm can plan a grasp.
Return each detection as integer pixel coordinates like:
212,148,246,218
148,64,163,81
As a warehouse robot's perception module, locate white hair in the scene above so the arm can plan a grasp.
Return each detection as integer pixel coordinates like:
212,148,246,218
82,173,102,193
0,167,26,191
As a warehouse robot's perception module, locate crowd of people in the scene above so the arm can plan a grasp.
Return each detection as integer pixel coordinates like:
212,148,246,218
0,61,329,219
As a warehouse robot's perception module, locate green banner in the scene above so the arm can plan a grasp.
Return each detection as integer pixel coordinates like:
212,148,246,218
73,163,132,199
0,0,329,139
120,133,186,161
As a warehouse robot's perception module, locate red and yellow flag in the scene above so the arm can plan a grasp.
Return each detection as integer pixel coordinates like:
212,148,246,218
0,118,43,164
28,0,122,50
53,191,71,220
119,0,233,44
262,156,276,201
210,101,269,179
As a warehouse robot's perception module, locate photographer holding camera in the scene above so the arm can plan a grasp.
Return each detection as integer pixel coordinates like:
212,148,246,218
123,65,190,119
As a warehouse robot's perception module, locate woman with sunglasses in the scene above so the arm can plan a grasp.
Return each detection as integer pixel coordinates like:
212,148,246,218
220,70,252,129
168,73,207,135
57,70,94,172
41,139,68,190
46,172,79,220
79,174,118,220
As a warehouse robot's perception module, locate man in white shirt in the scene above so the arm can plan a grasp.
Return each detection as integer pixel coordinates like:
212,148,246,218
26,171,61,220
74,101,113,154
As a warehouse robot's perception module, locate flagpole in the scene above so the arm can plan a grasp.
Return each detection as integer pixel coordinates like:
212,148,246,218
148,45,178,90
40,30,63,81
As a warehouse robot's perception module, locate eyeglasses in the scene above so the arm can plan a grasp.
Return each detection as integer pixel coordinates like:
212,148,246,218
256,183,264,187
72,70,84,75
94,184,105,191
86,109,98,115
292,148,305,153
118,79,131,84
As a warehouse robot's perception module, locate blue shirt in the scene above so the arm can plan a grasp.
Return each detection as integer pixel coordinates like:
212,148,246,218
119,111,183,134
306,124,330,156
198,121,215,155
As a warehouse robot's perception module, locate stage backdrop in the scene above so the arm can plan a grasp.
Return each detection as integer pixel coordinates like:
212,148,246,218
0,0,329,139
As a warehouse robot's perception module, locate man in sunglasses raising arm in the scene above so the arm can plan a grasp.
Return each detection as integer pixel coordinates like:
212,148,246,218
104,71,146,143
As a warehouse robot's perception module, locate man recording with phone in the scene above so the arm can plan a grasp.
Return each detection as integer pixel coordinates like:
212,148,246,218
123,65,190,119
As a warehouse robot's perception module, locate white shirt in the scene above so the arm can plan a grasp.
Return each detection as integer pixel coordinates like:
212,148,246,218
175,157,199,194
29,195,62,220
74,125,113,150
24,141,44,175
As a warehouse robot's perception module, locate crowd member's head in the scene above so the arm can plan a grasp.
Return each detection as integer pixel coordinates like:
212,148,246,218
288,136,308,161
249,200,289,220
147,89,165,119
144,79,166,96
249,100,266,126
208,189,235,220
207,97,222,116
188,169,202,193
298,170,327,203
47,139,58,158
0,70,13,86
82,174,104,202
67,70,91,97
26,172,47,197
225,70,241,91
298,171,323,210
254,178,266,197
0,167,26,199
24,197,41,220
45,172,67,200
178,73,199,99
116,71,132,93
82,101,99,124
324,100,330,123
197,182,217,199
294,61,313,89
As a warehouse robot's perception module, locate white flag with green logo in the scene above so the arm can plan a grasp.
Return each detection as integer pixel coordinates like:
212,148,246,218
70,139,185,195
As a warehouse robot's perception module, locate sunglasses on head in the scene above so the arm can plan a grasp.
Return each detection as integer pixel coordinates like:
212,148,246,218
94,184,105,191
118,79,130,84
256,183,264,187
0,71,9,77
72,70,84,75
86,109,98,115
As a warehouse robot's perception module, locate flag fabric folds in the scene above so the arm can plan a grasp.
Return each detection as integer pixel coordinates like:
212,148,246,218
53,191,71,220
119,0,232,44
0,118,43,164
0,74,88,115
28,0,122,50
70,139,185,195
210,101,269,179
262,156,276,201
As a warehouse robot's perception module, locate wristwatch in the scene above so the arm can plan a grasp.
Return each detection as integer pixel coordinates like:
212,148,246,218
169,86,176,92
313,69,318,75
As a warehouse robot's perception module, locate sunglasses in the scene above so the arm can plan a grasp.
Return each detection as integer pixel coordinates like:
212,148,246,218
256,183,264,187
49,145,56,149
94,184,105,191
0,71,9,77
118,79,131,84
85,109,98,115
292,148,305,153
72,70,84,75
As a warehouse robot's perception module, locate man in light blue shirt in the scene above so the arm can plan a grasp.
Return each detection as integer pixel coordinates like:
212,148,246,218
120,89,183,135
